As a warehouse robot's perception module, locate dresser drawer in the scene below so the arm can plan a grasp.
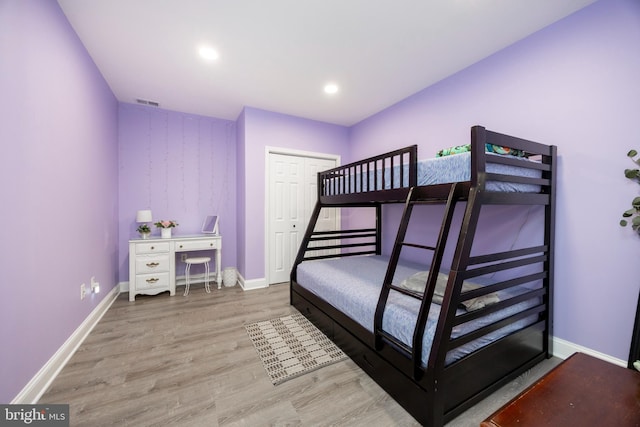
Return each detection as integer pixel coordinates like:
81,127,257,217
136,272,170,290
175,239,219,251
135,242,170,254
136,254,170,274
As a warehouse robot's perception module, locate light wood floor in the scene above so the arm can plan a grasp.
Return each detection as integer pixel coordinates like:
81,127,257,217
40,283,559,426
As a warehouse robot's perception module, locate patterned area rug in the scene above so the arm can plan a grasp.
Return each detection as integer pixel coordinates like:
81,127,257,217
245,312,347,385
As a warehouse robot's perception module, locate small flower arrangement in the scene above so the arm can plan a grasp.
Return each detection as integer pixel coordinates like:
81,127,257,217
154,220,179,229
136,224,151,234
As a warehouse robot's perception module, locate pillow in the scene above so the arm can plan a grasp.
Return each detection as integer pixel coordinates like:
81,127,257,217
436,144,471,158
486,144,525,157
398,271,499,311
436,143,525,158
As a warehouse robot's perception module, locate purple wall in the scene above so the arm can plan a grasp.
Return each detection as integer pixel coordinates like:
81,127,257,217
238,107,350,281
349,0,640,360
0,0,118,403
117,104,237,281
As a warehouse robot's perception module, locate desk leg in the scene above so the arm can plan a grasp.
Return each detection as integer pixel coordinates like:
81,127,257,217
216,247,222,289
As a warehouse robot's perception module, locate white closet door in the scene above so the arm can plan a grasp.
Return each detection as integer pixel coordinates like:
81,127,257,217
305,157,339,258
269,153,305,284
268,153,337,284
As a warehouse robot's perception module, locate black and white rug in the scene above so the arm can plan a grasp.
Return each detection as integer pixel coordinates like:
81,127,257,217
245,312,347,385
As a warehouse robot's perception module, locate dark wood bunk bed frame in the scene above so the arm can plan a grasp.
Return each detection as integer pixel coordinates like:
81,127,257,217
290,125,557,426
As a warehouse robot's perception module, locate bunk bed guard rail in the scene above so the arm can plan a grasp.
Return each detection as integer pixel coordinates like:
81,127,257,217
318,145,418,204
291,145,418,278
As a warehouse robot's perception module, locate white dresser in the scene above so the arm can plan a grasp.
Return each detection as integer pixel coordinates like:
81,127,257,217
129,234,222,301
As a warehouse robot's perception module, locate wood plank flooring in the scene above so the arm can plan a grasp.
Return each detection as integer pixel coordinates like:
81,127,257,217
39,283,559,426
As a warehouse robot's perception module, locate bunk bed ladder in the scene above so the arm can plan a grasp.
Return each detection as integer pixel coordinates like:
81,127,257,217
374,183,464,366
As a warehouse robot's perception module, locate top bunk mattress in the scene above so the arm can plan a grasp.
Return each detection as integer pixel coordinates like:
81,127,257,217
325,152,542,195
296,255,540,366
421,152,541,192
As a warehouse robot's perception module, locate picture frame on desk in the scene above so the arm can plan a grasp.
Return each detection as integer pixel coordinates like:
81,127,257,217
202,215,219,235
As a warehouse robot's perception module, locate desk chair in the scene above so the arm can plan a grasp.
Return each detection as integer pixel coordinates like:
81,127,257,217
184,256,211,296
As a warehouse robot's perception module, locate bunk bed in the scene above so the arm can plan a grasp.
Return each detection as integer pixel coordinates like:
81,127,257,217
290,125,556,426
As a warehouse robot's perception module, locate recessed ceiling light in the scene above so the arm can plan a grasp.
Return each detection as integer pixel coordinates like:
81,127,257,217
324,83,339,95
198,46,219,61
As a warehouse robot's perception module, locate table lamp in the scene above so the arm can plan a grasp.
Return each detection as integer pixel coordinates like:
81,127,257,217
136,209,153,238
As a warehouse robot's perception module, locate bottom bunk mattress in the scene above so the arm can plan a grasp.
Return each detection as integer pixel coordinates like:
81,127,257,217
296,255,539,366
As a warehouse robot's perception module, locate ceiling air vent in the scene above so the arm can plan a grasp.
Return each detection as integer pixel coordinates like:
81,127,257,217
135,98,160,107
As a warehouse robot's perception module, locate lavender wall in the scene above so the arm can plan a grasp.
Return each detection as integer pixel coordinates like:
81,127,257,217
118,104,237,281
238,107,350,281
349,0,640,361
0,0,118,403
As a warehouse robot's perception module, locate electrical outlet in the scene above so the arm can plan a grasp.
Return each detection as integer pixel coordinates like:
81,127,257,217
80,283,86,300
90,276,100,294
181,253,188,262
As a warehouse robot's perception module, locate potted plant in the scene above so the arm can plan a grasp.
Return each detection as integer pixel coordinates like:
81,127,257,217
620,150,640,233
620,150,640,371
155,220,178,238
136,223,151,239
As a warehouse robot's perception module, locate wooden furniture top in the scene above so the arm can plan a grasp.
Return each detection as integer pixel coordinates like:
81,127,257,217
481,352,640,427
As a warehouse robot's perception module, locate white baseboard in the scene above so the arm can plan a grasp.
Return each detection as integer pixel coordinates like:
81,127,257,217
552,336,627,367
239,273,268,290
12,285,120,404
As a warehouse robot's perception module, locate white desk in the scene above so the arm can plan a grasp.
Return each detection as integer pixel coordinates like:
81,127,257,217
128,234,222,301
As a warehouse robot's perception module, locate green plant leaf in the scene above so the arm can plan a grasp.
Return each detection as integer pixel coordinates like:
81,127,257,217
621,150,640,234
625,169,639,179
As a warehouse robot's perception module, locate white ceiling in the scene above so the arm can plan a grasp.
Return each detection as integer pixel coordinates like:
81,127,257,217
58,0,597,126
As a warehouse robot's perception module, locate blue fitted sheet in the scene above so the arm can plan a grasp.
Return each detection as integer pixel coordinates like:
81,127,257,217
296,255,539,366
420,152,541,192
326,152,541,194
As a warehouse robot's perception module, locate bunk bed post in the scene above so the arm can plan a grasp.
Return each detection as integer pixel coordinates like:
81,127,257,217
426,127,488,417
429,185,484,417
544,145,557,357
470,125,487,186
375,203,382,255
409,145,417,187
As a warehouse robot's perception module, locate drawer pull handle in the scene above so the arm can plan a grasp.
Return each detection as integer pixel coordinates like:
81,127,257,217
150,246,155,250
146,278,159,284
146,262,159,268
210,243,213,247
180,245,183,249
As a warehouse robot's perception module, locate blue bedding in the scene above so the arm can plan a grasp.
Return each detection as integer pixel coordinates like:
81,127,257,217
326,152,541,194
420,152,541,192
296,255,539,366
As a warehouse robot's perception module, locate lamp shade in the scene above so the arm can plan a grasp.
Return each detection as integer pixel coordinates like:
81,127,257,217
136,210,153,223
